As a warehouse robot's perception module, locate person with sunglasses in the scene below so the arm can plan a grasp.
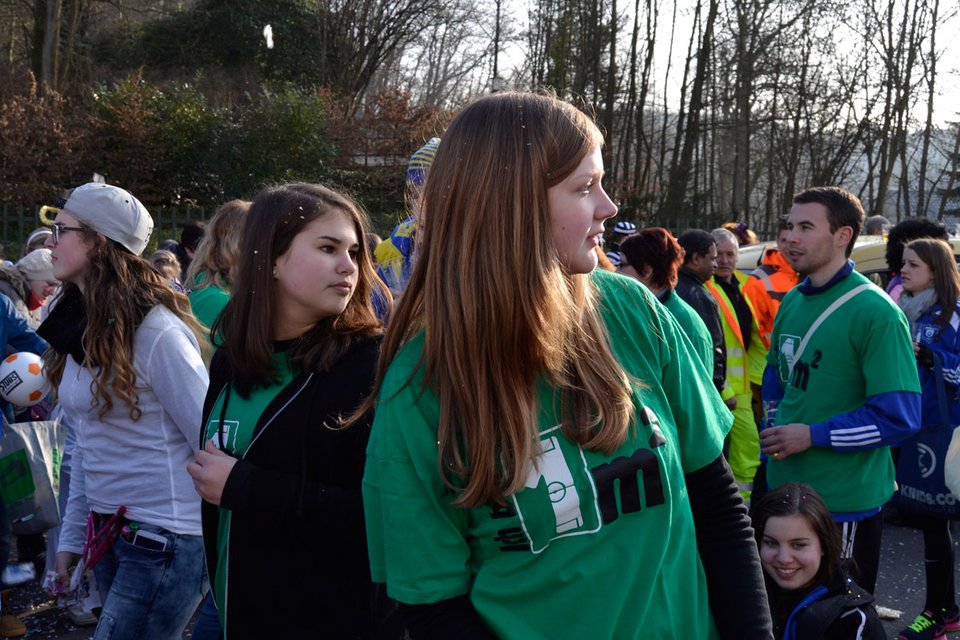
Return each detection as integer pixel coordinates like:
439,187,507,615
41,183,209,639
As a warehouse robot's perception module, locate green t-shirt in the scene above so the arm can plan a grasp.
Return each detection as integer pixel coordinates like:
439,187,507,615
189,278,230,340
664,288,714,378
203,353,294,628
363,269,731,639
766,270,921,512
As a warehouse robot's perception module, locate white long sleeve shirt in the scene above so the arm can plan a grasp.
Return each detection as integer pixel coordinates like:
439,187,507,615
57,306,209,555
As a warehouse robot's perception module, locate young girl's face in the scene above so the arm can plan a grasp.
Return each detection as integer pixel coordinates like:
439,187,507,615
900,248,934,294
45,211,96,291
759,514,823,591
547,145,618,274
272,209,359,338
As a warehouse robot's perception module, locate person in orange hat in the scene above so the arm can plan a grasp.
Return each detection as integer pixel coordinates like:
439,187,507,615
743,218,800,350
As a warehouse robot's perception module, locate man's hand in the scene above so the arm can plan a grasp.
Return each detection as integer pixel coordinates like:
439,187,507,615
760,423,812,461
724,396,737,410
187,440,238,505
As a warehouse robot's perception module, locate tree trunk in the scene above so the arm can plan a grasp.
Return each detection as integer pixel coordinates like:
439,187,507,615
938,121,960,220
916,0,939,217
660,0,719,219
601,0,617,170
617,0,641,187
40,0,63,93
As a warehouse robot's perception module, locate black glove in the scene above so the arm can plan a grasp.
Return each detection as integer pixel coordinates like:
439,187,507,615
916,343,935,368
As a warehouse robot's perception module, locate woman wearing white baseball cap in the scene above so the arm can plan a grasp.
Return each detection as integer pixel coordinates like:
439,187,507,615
39,182,209,639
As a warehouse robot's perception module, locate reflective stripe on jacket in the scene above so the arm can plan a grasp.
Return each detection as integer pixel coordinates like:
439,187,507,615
742,248,799,348
707,271,767,395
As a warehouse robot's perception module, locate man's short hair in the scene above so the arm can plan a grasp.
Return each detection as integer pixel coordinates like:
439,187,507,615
677,229,716,265
865,215,890,235
793,186,865,257
776,216,789,233
711,228,739,247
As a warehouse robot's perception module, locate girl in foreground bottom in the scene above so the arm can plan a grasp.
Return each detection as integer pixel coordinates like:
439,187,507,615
753,483,885,639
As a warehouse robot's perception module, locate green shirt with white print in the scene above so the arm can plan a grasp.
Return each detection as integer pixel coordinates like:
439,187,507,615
363,269,732,639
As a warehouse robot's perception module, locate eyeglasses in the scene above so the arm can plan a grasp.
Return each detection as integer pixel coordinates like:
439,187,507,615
51,223,85,244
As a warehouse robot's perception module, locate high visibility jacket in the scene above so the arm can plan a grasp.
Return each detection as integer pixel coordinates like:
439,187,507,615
707,272,767,395
741,248,799,348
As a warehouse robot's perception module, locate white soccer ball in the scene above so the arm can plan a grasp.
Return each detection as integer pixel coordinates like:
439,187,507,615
0,352,50,407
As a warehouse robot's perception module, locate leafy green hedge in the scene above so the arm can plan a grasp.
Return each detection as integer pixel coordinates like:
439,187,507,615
1,75,412,239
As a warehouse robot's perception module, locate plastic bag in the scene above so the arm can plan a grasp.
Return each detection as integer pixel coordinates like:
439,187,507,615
0,417,65,535
943,426,960,500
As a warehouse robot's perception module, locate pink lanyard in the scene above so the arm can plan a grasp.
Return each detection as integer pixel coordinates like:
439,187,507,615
82,506,127,569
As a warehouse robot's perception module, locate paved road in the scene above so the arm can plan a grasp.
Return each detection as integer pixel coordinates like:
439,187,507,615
874,516,949,639
3,516,952,638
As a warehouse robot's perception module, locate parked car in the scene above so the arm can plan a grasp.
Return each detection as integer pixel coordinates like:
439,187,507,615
737,236,960,289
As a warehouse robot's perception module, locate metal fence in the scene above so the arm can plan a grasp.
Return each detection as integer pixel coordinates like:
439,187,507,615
640,213,731,237
1,203,212,256
2,201,777,259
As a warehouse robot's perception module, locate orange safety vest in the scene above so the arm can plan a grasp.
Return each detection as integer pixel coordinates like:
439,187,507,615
706,272,767,395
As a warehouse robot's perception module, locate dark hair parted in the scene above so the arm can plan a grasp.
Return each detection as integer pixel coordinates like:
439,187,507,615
792,186,864,257
677,229,716,265
904,238,960,335
619,228,683,291
752,483,842,587
885,217,949,273
44,231,206,420
214,183,386,397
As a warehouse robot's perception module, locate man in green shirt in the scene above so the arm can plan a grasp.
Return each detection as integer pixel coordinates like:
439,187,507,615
759,186,921,594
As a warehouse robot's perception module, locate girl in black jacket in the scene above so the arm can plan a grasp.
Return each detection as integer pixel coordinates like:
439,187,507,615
187,183,391,639
753,483,885,640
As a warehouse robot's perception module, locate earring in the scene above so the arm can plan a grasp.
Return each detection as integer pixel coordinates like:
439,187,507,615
272,266,278,278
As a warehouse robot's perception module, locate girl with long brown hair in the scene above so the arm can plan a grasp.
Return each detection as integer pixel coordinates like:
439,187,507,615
185,199,250,334
42,183,209,638
362,92,770,638
895,238,960,640
187,183,393,638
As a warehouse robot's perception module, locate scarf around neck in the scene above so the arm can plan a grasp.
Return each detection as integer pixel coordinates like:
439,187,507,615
897,287,938,325
37,287,151,366
37,287,87,365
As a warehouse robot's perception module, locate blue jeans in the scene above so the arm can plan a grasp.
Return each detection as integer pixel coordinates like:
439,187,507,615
189,592,222,640
0,495,10,579
92,521,208,640
46,420,76,574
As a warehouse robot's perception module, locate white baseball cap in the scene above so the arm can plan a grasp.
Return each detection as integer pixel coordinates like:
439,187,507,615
63,183,154,256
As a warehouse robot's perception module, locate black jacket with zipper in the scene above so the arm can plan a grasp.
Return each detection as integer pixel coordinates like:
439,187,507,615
200,335,392,639
769,570,885,639
675,266,727,395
